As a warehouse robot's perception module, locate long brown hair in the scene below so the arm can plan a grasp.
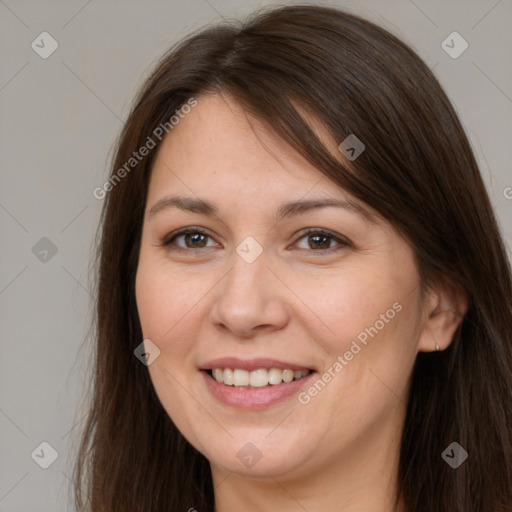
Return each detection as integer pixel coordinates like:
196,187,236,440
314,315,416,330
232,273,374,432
72,5,512,511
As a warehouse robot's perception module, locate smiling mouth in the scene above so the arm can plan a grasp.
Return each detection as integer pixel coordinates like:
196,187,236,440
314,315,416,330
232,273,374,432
206,368,312,388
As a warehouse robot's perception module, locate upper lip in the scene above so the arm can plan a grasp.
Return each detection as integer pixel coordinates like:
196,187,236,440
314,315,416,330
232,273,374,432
200,357,314,372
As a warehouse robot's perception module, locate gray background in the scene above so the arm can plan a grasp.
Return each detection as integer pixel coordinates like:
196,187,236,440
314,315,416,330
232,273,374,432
0,0,511,510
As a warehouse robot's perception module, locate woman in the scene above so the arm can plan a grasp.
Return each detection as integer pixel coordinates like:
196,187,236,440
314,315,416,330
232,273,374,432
73,4,512,511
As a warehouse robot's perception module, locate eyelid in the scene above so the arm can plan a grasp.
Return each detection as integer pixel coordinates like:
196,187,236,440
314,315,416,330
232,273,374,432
161,226,351,252
291,227,351,250
162,226,217,248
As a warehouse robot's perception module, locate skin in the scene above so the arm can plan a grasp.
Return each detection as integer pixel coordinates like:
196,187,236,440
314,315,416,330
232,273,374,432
135,93,467,512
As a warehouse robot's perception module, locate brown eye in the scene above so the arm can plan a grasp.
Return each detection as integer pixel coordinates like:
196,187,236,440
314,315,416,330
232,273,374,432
294,229,350,252
162,228,217,250
182,232,208,248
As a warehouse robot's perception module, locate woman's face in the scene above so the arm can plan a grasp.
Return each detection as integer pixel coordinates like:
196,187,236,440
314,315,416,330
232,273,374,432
135,93,430,481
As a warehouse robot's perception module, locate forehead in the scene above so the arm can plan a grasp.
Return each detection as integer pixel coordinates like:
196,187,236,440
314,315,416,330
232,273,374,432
148,93,360,207
150,94,326,193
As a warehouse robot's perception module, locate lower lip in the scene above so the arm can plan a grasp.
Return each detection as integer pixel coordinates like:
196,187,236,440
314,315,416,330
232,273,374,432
201,370,316,409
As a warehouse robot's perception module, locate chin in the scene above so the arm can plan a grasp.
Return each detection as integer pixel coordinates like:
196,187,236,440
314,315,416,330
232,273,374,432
198,430,314,477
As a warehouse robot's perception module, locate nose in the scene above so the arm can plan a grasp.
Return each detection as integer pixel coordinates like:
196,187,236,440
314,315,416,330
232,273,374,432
209,246,290,338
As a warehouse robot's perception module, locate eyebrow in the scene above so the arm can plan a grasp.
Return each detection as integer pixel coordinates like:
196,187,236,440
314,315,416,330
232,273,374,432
148,195,376,223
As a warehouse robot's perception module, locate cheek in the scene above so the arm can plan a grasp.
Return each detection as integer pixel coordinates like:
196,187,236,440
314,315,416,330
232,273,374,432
290,261,409,346
135,251,223,377
136,259,214,449
290,255,421,402
135,254,203,341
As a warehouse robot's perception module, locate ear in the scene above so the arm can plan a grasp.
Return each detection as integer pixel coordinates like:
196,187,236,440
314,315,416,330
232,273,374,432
417,277,469,353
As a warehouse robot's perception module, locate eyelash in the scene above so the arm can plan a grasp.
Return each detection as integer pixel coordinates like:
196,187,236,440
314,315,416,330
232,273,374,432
161,227,351,254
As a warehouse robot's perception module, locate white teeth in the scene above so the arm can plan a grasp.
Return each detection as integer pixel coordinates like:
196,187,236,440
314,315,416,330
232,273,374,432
268,368,284,385
210,367,310,387
213,368,224,383
249,369,269,387
282,369,294,383
223,368,234,385
233,369,249,387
